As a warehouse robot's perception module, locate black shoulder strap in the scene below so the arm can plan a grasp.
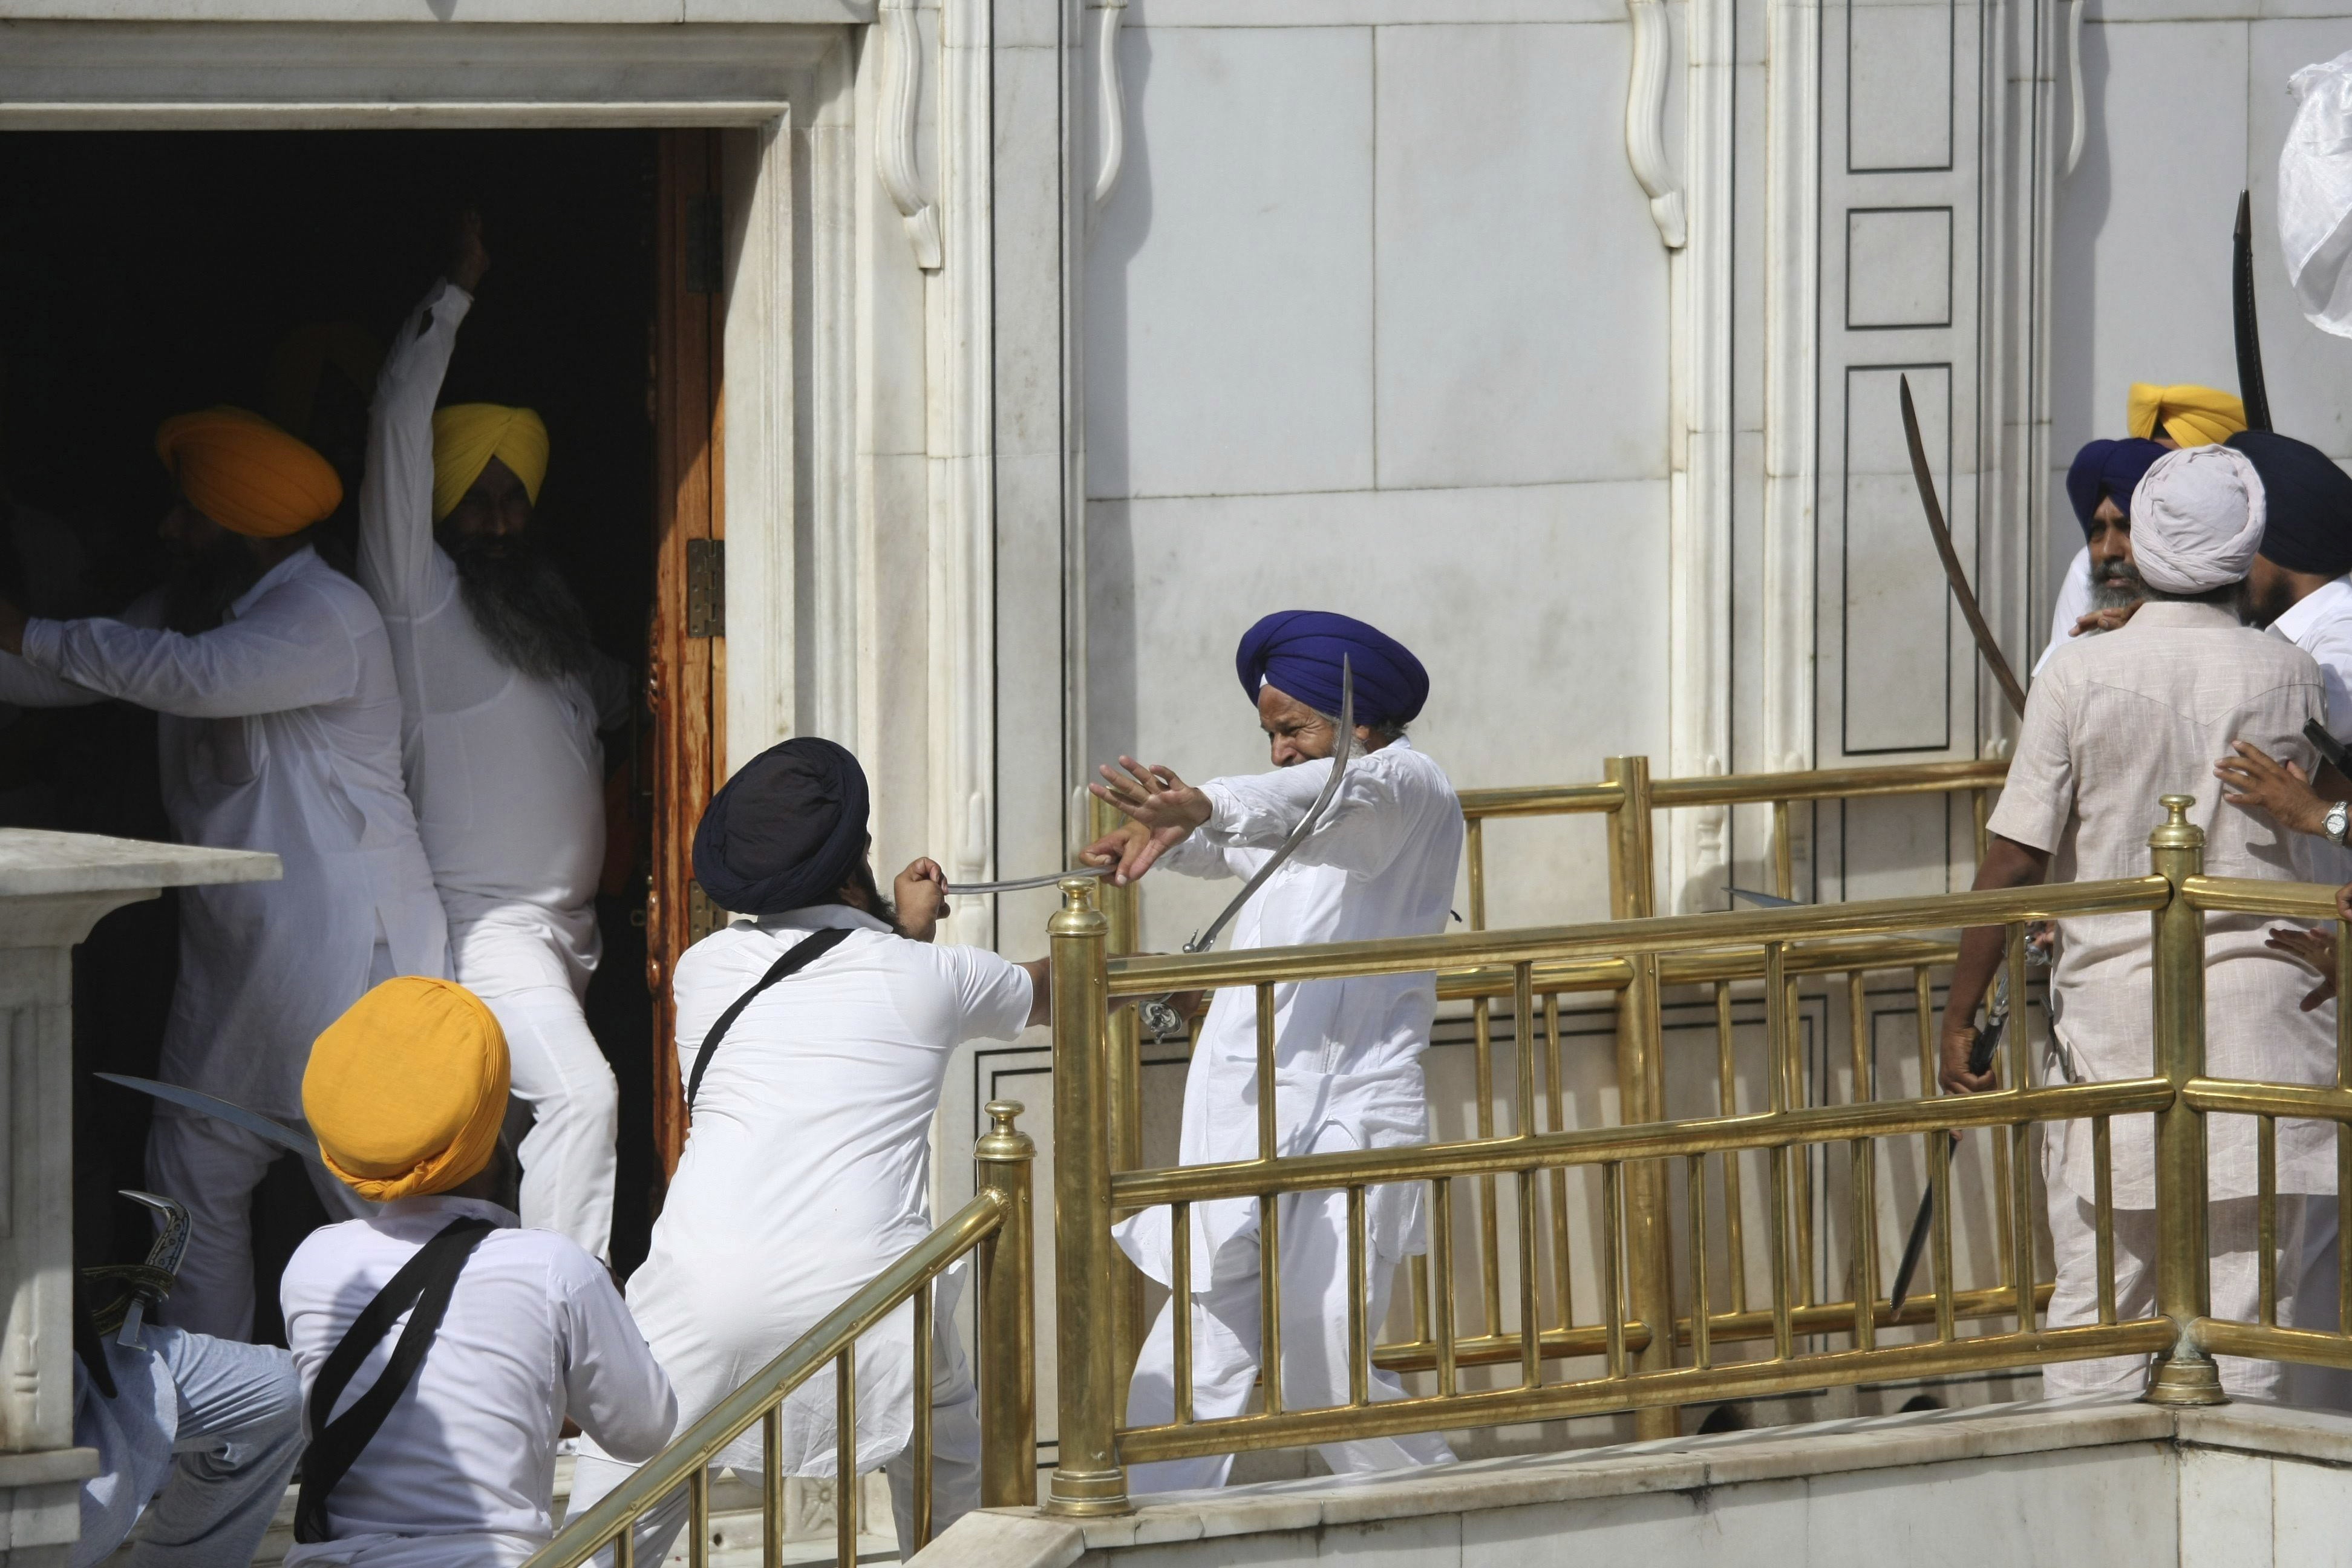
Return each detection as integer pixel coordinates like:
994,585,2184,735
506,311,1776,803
685,925,857,1110
293,1217,496,1545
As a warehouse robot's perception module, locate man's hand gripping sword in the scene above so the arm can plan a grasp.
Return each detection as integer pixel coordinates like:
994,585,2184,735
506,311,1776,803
1138,659,1357,1041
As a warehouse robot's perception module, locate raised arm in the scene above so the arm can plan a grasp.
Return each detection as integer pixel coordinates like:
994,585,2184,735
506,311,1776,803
18,579,362,719
357,217,485,616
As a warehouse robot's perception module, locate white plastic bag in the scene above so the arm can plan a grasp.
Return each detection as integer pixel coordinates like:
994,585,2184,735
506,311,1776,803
2280,48,2352,336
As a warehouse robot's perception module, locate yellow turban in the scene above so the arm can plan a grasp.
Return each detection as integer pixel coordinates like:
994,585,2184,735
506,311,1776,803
154,407,343,540
431,403,549,522
2126,384,2249,449
304,977,511,1203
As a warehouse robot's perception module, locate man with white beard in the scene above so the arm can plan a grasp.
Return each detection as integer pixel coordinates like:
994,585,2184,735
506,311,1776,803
1085,610,1460,1492
359,214,628,1259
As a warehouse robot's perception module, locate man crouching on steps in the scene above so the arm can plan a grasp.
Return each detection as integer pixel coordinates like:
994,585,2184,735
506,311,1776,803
279,978,674,1567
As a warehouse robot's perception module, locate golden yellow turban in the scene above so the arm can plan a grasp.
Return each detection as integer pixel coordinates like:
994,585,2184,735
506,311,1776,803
304,977,511,1203
431,403,549,522
2126,384,2249,449
154,407,343,540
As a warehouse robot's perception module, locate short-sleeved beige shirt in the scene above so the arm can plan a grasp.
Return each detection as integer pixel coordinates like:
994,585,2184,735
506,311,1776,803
1987,599,2337,1204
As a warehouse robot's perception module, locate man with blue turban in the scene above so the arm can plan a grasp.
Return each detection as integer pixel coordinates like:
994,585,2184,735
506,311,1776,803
2038,435,2167,675
1084,609,1461,1491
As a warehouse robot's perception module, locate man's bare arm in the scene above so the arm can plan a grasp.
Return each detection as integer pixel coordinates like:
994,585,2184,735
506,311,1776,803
1938,834,2051,1094
1021,958,1051,1028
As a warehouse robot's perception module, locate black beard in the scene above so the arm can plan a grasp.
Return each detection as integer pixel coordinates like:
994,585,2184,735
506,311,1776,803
162,535,267,634
445,534,595,682
842,859,906,938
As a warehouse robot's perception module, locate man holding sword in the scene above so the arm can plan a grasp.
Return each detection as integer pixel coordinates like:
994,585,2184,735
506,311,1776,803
1084,609,1460,1492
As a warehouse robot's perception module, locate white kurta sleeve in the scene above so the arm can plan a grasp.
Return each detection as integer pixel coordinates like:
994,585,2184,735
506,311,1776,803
1983,666,2078,854
358,281,472,618
1197,751,1425,878
20,579,362,719
935,945,1036,1042
555,1247,676,1465
2036,545,2094,677
0,649,105,708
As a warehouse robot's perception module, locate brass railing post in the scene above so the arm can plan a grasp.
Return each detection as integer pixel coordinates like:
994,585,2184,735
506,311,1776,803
1091,794,1151,1391
976,1100,1038,1506
1047,877,1130,1514
1604,755,1677,1437
2143,794,2226,1405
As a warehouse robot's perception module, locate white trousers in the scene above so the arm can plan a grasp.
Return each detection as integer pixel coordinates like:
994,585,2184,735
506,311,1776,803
146,940,393,1343
1125,1183,1454,1494
567,1304,981,1562
2043,1187,2344,1402
473,978,617,1262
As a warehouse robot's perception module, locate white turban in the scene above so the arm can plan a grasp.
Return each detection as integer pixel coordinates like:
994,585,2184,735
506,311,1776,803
2130,445,2267,595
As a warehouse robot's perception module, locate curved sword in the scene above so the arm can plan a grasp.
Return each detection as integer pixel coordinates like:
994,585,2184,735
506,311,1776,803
97,1073,321,1164
1901,374,2028,719
2235,189,2274,433
946,865,1114,897
1184,656,1356,956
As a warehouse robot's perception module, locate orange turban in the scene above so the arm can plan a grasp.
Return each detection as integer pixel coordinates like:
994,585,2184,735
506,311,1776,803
304,977,510,1203
431,403,549,522
2125,384,2248,449
154,407,343,539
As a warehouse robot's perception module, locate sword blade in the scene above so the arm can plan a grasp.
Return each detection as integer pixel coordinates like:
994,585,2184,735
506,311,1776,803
946,865,1114,897
1901,375,2029,719
2235,189,2275,432
1729,886,1802,909
1187,656,1357,955
97,1074,319,1163
1890,1002,2009,1316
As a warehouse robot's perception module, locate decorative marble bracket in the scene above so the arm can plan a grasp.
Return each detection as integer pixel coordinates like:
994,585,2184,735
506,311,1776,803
877,0,944,271
1624,0,1687,249
2062,0,2086,177
1089,0,1129,218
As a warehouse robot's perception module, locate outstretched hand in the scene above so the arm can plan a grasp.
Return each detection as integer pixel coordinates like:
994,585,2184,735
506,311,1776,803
1083,757,1211,884
2216,740,2331,837
2268,924,2340,1011
2068,601,2140,638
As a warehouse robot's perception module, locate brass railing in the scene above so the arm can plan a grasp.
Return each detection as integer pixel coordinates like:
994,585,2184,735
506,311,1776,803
1043,794,2352,1514
524,1103,1038,1568
1096,756,2017,1443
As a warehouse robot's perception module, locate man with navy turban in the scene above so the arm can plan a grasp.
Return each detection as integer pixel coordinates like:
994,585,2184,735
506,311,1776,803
570,737,1051,1555
2210,431,2352,881
2037,436,2166,675
1083,610,1461,1491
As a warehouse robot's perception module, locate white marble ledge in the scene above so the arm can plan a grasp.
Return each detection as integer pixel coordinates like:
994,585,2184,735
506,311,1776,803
0,1448,98,1488
0,1,874,21
0,829,278,898
911,1396,2352,1565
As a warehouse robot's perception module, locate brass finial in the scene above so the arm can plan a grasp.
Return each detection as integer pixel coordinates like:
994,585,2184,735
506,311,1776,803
975,1099,1034,1164
2148,793,2205,852
1051,874,1109,935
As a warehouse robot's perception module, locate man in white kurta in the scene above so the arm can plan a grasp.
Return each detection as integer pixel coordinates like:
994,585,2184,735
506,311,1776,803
1942,445,2337,1400
281,978,673,1568
0,410,447,1341
567,737,1045,1558
2036,435,2164,675
1087,609,1460,1493
358,217,623,1259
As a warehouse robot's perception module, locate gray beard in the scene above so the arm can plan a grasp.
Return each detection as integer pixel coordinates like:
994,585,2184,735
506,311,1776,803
2089,571,2141,613
452,548,595,683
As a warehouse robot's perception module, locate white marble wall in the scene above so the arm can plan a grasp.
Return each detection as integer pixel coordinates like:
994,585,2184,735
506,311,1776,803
1081,1,1674,945
2048,1,2352,650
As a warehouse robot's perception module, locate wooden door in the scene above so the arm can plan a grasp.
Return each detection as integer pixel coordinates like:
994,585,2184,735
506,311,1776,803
647,128,727,1180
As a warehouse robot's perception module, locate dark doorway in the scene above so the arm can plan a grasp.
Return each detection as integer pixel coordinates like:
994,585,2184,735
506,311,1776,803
0,128,669,1333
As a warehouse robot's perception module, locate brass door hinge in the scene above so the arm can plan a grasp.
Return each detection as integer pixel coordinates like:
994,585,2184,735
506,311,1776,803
686,538,725,639
685,880,728,944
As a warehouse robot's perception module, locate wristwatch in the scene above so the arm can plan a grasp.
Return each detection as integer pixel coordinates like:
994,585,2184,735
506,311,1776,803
2327,800,2350,847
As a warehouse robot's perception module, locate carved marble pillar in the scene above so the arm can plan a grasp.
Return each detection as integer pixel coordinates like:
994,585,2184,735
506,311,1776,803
0,831,276,1566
